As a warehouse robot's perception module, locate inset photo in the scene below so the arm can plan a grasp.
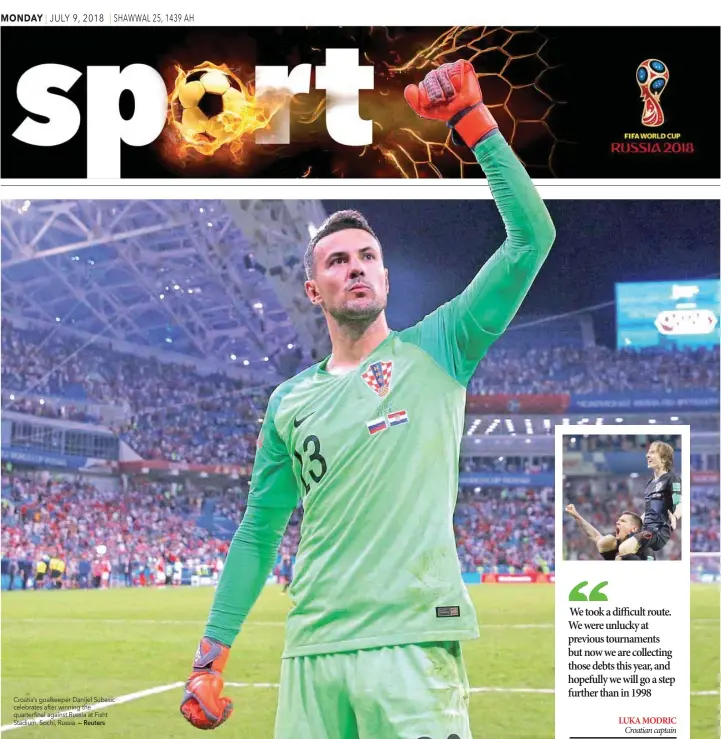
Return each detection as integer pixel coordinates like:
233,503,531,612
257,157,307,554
561,431,686,561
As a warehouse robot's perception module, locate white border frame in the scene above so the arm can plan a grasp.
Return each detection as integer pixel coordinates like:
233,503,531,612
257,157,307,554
554,424,693,739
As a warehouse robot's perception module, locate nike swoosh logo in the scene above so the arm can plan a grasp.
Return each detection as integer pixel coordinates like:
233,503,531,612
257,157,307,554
293,412,314,428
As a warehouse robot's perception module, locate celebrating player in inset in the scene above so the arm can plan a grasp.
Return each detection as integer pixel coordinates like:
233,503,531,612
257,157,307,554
180,58,556,738
565,504,654,561
617,441,682,559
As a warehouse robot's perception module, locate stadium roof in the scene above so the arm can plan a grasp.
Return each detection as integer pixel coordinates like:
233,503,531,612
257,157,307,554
1,199,331,376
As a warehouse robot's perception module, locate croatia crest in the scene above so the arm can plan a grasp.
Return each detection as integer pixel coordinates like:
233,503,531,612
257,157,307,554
361,360,392,397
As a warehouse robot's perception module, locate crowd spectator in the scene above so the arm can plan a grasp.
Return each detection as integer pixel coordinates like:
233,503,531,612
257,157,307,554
2,396,100,424
4,320,718,467
468,345,719,395
453,485,555,573
691,556,720,581
3,468,718,588
461,456,554,474
563,434,682,454
2,319,268,465
2,321,113,402
690,486,720,552
118,397,264,465
2,473,560,586
1,474,233,588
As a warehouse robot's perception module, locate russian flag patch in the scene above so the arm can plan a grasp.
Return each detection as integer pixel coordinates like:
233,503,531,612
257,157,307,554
367,417,388,435
387,410,409,427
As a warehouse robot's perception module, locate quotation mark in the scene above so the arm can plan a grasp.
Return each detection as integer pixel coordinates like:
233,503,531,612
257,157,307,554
569,580,608,601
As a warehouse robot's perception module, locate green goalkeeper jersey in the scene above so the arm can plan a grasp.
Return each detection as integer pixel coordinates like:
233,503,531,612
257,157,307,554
204,131,555,658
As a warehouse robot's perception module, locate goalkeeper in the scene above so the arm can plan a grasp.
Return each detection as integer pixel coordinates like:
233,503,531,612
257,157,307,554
180,59,556,738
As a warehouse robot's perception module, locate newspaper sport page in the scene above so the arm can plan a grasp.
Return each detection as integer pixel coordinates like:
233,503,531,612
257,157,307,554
0,4,719,739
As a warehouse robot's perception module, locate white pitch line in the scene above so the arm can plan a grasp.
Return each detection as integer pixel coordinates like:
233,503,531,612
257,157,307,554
0,682,184,733
4,681,717,732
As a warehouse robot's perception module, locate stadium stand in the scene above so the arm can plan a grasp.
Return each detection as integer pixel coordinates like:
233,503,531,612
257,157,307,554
2,473,555,587
4,320,718,464
564,434,683,453
690,486,720,552
1,474,233,589
2,320,268,465
0,319,717,588
454,485,555,573
468,345,719,395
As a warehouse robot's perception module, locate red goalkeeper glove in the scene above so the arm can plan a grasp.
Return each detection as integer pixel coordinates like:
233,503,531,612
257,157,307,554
180,636,234,730
404,59,498,147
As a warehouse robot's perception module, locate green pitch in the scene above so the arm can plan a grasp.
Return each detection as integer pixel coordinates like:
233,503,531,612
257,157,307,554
2,584,718,738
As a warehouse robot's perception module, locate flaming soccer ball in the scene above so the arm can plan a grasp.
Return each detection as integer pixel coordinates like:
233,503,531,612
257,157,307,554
171,67,250,147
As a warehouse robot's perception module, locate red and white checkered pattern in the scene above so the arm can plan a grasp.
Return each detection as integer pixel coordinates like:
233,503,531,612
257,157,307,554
361,360,392,397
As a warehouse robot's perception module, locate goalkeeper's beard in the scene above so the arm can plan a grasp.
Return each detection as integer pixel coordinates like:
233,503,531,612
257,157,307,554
326,296,386,336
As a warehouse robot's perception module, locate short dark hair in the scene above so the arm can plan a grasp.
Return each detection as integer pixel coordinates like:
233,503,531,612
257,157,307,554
621,511,643,531
304,210,381,280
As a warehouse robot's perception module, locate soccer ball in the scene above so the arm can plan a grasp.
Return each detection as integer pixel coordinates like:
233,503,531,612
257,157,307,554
172,68,247,144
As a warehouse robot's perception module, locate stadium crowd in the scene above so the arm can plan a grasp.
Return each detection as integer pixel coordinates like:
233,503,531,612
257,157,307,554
2,396,100,424
1,473,559,588
563,478,683,560
0,474,231,589
2,320,269,465
690,486,720,552
3,320,719,466
119,401,262,465
454,485,555,573
2,466,718,588
691,556,721,582
564,434,682,453
1,321,717,577
461,456,554,474
468,345,719,395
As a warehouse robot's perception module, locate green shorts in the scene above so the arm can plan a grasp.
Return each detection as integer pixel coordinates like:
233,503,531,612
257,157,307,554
273,641,472,739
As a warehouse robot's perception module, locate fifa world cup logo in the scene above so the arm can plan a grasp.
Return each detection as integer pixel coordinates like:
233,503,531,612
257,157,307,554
636,59,669,127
